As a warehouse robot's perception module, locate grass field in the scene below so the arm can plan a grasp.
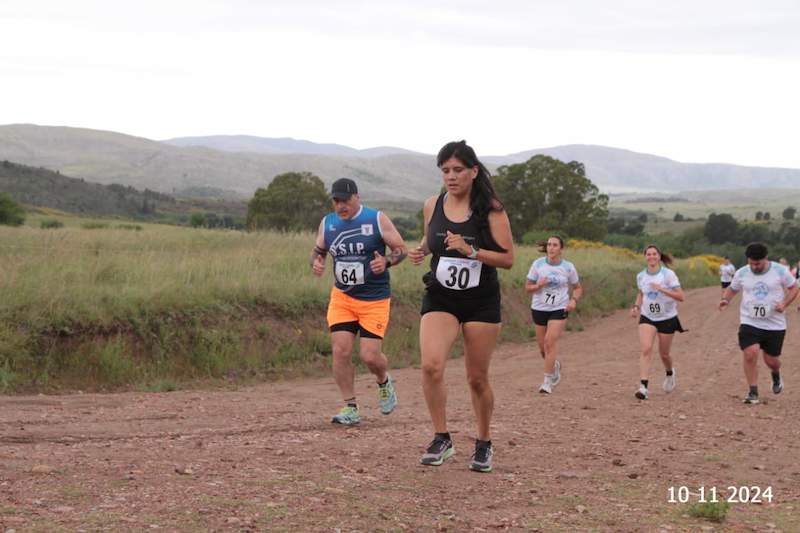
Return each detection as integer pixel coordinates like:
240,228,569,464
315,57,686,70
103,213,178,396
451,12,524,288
0,211,719,392
611,187,800,224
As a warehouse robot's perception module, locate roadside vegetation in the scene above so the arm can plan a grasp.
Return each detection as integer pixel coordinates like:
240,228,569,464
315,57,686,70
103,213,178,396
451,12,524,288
0,215,717,392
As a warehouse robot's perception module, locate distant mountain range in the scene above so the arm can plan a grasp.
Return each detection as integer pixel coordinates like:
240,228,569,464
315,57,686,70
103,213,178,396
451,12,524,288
3,124,800,203
163,135,423,158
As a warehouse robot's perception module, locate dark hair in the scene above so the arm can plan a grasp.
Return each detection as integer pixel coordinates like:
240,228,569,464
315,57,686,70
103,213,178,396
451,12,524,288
437,140,506,251
645,244,673,266
745,242,768,260
538,235,565,253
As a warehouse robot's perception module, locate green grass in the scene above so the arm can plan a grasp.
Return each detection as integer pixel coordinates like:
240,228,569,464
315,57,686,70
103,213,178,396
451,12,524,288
0,213,718,391
685,500,730,522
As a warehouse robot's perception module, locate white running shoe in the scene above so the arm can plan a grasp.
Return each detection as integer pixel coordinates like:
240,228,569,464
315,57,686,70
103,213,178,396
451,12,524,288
539,375,553,394
663,369,676,393
635,384,648,400
551,360,562,387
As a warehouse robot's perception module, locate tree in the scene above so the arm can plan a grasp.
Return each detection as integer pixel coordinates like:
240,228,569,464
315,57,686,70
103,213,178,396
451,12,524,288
494,155,609,241
704,213,738,244
673,212,685,222
763,211,771,221
782,206,796,220
247,171,328,232
189,213,205,228
755,211,763,221
0,193,25,226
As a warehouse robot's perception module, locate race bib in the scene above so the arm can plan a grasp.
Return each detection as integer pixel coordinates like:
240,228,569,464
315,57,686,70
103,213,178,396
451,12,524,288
335,261,365,286
646,301,665,316
746,300,772,319
435,257,482,290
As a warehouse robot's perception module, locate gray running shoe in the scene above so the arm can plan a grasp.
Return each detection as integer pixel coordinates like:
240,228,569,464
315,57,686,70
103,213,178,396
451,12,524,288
743,391,760,404
772,374,784,394
420,436,454,466
538,375,553,394
635,384,648,400
469,441,493,473
663,369,676,393
378,374,398,414
551,360,562,387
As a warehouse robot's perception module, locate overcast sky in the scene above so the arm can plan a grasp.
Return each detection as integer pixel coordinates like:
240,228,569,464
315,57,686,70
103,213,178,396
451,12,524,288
2,0,800,167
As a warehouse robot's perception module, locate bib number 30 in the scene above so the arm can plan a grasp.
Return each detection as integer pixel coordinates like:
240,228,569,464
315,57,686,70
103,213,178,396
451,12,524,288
436,257,482,291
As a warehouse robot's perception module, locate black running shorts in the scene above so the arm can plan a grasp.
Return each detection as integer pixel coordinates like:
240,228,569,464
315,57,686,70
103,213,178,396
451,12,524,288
330,321,383,339
421,289,501,324
531,308,568,326
721,281,731,289
638,315,685,334
738,324,785,356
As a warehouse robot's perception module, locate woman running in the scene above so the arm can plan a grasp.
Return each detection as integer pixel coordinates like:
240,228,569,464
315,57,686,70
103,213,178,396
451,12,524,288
408,140,514,473
526,236,583,394
630,245,685,400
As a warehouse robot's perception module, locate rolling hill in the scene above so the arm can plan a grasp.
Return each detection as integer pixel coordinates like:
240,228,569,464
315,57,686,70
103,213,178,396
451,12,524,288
3,124,800,202
0,125,439,202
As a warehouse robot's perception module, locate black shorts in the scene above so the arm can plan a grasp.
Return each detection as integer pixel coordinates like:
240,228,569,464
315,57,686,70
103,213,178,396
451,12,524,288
738,324,785,356
330,321,382,339
531,308,568,326
638,315,685,334
721,281,731,289
421,290,501,324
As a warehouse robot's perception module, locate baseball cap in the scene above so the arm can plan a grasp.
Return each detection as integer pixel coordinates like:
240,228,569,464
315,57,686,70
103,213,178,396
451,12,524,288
330,178,358,200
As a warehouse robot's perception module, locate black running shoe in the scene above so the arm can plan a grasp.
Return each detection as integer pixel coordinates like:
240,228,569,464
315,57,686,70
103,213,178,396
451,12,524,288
420,436,454,466
772,374,784,394
469,440,493,473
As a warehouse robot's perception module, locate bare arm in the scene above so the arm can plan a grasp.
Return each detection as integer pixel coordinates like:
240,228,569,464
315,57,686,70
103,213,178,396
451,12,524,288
630,291,643,317
719,286,738,310
776,284,800,312
310,218,327,276
370,212,408,275
525,279,545,294
445,210,514,268
566,282,583,312
408,196,436,266
660,286,685,302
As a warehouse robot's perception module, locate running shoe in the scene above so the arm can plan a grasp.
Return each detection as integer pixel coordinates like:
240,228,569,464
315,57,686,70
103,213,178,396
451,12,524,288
772,374,784,394
378,374,398,414
331,405,361,425
635,384,648,400
743,391,760,405
420,435,454,466
469,440,493,473
663,369,677,393
538,375,553,394
551,360,562,387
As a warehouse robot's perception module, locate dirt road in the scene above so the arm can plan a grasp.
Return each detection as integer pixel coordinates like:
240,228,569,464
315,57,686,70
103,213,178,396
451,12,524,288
2,286,799,532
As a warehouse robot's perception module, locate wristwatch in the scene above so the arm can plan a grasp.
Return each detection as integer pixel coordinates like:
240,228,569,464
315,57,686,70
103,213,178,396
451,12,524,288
468,245,479,259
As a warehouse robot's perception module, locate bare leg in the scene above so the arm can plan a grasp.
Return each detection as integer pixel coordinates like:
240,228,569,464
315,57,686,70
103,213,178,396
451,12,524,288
638,324,658,381
358,337,388,384
420,312,460,433
331,331,356,400
462,322,501,441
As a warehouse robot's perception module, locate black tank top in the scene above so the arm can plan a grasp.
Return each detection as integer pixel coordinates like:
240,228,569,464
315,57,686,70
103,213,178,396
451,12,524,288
424,193,499,298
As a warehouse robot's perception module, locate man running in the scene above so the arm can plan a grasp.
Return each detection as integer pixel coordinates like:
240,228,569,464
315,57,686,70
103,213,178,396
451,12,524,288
719,242,799,404
311,178,407,424
719,256,736,296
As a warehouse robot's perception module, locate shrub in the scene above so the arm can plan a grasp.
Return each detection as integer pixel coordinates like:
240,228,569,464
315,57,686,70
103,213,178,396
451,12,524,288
0,193,25,226
40,219,65,229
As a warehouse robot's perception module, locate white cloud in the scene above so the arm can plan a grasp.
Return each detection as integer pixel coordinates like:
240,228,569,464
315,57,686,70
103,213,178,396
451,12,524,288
1,1,799,167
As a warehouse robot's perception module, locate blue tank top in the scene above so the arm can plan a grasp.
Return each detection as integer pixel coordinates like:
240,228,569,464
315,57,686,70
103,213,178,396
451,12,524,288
323,206,390,301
